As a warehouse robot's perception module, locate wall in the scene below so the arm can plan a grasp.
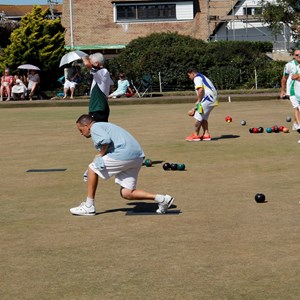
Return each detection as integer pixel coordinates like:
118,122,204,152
61,0,234,50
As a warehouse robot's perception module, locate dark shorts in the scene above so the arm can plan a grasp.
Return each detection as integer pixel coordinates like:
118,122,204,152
89,111,109,122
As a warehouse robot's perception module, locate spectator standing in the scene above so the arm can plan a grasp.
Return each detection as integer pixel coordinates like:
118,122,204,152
82,53,114,122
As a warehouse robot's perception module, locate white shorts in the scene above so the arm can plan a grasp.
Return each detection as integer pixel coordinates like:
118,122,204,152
289,96,300,109
194,100,217,121
64,80,77,89
89,156,144,190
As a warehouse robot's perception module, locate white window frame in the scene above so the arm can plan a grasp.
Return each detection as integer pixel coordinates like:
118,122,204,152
113,1,194,23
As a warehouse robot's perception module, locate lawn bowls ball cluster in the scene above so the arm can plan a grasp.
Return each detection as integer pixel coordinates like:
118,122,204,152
163,162,185,171
266,125,289,133
249,127,264,133
250,125,289,134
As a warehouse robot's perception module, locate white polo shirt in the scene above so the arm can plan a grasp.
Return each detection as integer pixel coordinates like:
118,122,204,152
283,59,298,96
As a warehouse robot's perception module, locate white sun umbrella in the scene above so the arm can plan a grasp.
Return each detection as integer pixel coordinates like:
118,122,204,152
59,50,88,67
18,64,41,71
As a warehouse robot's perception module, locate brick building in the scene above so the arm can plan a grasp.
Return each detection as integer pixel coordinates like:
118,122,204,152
0,1,292,56
61,0,234,56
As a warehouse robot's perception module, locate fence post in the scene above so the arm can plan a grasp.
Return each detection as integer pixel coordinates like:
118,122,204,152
254,68,258,90
159,72,162,93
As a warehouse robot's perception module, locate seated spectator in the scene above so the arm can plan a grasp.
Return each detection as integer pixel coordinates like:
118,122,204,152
1,68,14,101
27,70,40,100
15,73,27,86
63,65,81,99
108,72,133,98
12,78,27,100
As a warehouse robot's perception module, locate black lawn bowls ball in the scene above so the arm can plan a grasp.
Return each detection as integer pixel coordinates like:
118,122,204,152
255,193,266,203
286,116,292,122
249,128,253,133
258,127,264,133
170,163,178,170
177,163,186,171
144,159,152,167
162,162,171,171
274,127,280,133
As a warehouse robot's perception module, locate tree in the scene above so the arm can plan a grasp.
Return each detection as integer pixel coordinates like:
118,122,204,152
260,0,300,45
0,20,20,48
0,6,66,89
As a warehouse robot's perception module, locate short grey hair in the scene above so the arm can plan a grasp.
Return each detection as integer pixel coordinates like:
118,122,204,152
89,53,105,64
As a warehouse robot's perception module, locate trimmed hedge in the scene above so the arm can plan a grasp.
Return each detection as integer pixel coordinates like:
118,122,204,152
109,33,284,91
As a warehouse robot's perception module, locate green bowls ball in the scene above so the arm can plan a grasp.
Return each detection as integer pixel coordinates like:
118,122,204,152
266,127,272,133
177,163,185,171
144,159,153,167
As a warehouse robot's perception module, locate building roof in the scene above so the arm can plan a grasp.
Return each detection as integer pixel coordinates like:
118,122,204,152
0,4,62,18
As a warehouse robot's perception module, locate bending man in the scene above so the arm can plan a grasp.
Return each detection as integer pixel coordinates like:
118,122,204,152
70,114,174,216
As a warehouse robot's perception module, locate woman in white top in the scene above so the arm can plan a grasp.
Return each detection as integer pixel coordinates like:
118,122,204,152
12,78,27,100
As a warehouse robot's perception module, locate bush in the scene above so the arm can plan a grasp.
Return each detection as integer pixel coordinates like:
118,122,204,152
110,33,278,91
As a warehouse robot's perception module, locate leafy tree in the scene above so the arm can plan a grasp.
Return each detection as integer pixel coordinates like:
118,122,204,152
260,0,300,45
0,20,20,48
0,6,66,89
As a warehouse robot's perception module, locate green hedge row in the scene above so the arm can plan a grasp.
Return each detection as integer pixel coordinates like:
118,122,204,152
109,32,285,91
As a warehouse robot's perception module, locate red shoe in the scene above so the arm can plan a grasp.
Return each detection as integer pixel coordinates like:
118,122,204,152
185,133,201,141
201,135,211,141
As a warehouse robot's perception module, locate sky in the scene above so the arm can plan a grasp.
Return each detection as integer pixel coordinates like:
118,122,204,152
0,1,62,5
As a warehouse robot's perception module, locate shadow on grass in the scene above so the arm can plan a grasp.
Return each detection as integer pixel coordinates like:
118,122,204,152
211,134,240,141
96,201,179,215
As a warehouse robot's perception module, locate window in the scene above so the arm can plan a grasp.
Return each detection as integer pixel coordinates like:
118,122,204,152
115,2,193,22
243,7,262,16
117,4,176,21
117,5,136,20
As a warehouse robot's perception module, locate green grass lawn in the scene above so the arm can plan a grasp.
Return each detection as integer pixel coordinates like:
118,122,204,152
0,100,300,300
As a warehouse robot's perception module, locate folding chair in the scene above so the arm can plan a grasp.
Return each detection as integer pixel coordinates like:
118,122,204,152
57,75,65,85
57,76,65,97
131,74,153,97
